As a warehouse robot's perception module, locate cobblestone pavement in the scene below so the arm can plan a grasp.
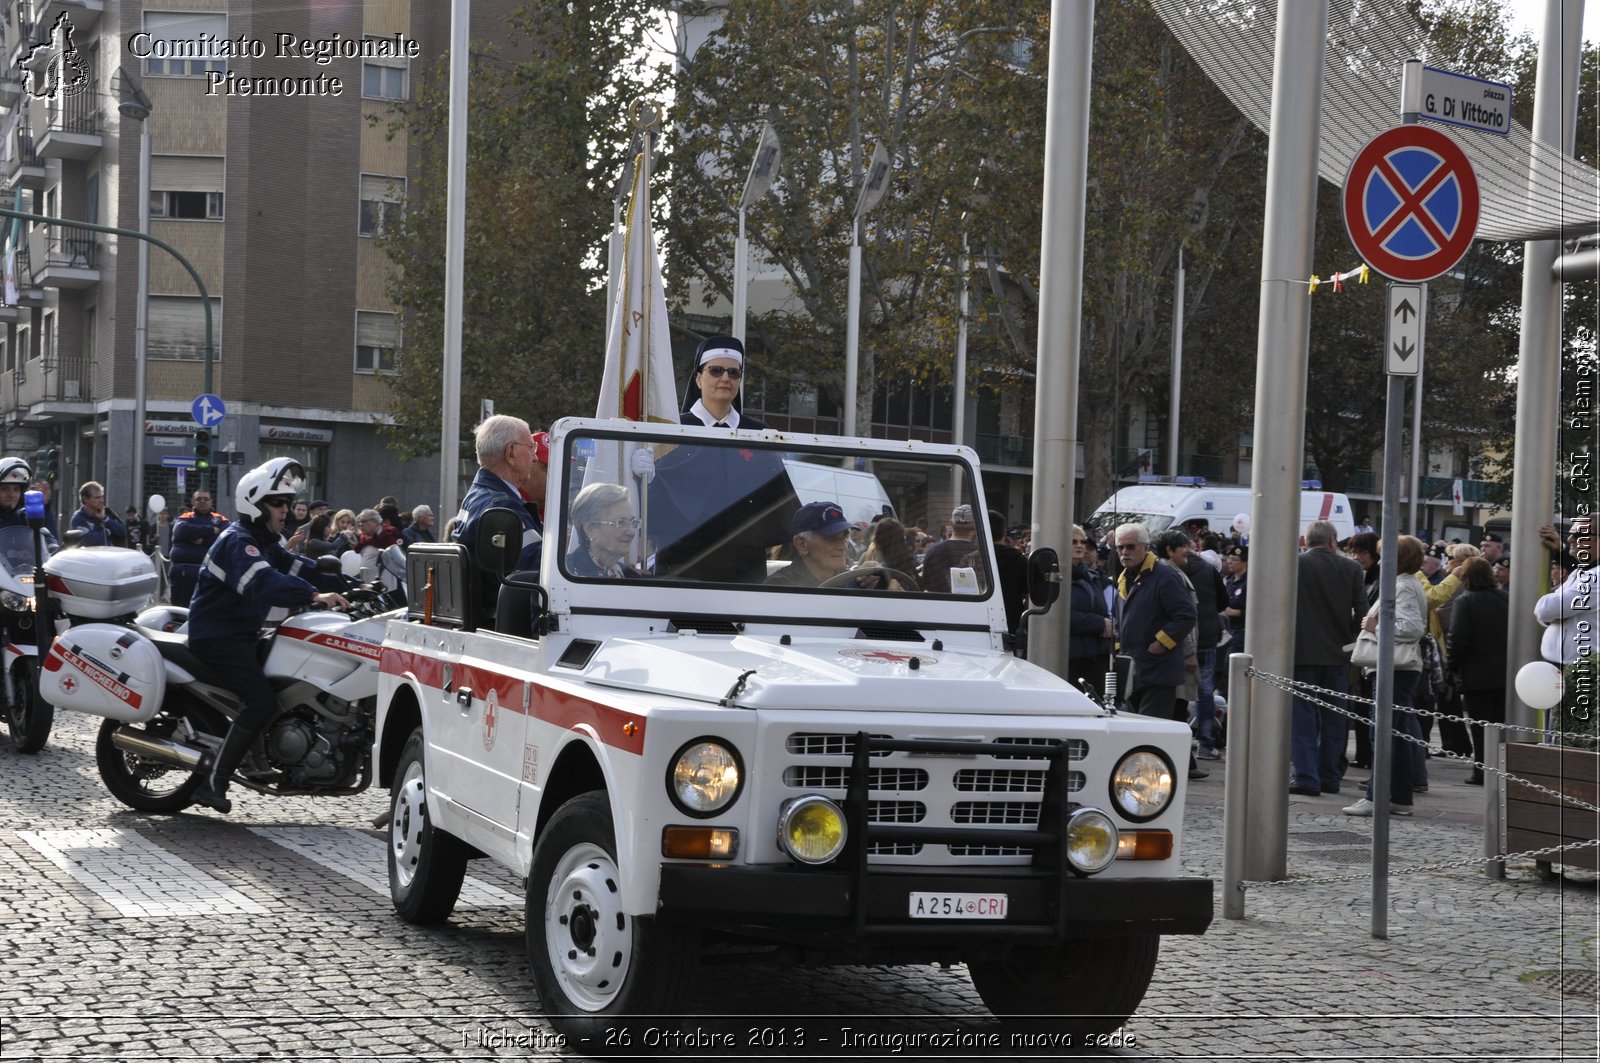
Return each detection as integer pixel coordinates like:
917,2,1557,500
1,711,1596,1061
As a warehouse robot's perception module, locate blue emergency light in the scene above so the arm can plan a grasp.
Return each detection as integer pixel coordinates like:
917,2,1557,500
23,490,44,521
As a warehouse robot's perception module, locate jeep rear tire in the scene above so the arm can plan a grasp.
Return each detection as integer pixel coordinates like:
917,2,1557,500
527,791,698,1045
388,728,468,924
968,934,1159,1036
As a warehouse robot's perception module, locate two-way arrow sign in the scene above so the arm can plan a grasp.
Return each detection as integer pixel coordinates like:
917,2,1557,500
1385,283,1425,377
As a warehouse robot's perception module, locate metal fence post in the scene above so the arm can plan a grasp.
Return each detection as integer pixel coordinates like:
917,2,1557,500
1223,652,1253,919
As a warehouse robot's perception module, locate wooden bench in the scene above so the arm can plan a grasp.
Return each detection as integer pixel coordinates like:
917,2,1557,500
1505,742,1600,873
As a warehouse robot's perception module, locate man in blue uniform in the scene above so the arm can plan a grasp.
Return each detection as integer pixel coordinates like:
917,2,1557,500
0,458,53,542
169,489,228,607
189,458,349,814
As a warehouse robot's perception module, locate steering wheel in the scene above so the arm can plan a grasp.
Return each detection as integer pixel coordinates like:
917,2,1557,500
820,565,920,592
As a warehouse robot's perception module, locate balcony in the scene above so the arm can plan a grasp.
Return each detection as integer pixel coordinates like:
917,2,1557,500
9,244,46,305
26,228,97,289
37,84,100,160
0,64,21,107
977,433,1035,468
7,19,34,70
3,132,47,190
37,0,103,34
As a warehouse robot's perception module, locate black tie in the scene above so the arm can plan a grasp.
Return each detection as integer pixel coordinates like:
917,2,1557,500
713,421,728,428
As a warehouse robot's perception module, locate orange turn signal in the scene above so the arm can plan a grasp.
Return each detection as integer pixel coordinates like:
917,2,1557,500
1115,829,1173,861
661,826,739,860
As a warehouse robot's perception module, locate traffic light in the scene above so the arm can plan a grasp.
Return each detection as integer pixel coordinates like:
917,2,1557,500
193,428,211,470
32,445,57,483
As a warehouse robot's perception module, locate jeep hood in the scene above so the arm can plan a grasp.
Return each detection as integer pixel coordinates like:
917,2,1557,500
576,634,1101,715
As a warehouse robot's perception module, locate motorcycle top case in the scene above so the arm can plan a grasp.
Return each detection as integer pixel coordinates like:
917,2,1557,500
43,548,159,620
42,625,167,723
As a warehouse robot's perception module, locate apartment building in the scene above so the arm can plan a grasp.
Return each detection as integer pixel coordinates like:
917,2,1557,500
0,0,516,518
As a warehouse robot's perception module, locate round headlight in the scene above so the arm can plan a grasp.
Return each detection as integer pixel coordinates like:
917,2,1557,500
777,795,847,864
1110,748,1176,822
0,591,30,613
667,739,742,817
1065,807,1119,874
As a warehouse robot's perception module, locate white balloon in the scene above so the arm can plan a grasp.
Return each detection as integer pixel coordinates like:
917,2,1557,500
147,494,166,517
1231,513,1250,535
1514,661,1564,710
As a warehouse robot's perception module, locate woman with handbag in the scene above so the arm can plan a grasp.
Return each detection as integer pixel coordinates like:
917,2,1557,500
1344,534,1429,817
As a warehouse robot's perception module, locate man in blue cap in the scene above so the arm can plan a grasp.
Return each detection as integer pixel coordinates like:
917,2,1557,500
766,501,854,587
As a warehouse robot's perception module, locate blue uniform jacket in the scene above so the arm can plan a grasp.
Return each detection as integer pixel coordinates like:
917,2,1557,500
189,521,340,640
70,507,127,547
452,467,542,571
1114,552,1197,690
0,506,58,547
170,510,229,567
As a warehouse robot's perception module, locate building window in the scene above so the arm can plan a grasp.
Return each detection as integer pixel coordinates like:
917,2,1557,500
1,339,10,374
358,174,404,237
151,191,223,220
40,313,54,369
362,38,408,100
142,12,228,78
355,311,400,374
149,156,224,220
148,295,221,361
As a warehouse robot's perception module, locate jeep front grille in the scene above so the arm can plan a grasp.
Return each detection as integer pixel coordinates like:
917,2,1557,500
782,730,1087,864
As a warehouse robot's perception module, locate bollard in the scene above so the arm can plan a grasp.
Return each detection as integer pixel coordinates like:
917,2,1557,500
1222,652,1253,919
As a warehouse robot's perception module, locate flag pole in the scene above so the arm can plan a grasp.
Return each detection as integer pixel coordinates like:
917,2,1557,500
626,100,661,571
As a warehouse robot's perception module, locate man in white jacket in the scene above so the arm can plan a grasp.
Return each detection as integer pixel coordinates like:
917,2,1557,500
1535,517,1599,666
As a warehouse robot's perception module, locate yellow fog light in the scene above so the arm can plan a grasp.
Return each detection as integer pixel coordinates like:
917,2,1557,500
777,795,847,864
1065,807,1119,874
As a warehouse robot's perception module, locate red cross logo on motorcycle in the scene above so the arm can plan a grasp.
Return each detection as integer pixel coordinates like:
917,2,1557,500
60,676,77,694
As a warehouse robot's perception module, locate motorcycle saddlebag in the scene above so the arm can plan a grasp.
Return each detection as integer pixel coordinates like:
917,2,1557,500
41,625,166,724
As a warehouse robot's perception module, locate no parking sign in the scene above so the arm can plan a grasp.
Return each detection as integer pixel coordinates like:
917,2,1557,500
1343,124,1480,283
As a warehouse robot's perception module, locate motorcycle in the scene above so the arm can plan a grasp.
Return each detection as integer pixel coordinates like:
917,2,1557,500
1,523,55,752
40,546,407,813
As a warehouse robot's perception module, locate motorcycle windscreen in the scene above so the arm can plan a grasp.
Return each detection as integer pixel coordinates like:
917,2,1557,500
41,625,167,723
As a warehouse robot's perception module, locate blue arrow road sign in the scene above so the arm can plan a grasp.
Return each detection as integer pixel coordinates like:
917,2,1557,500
192,393,226,427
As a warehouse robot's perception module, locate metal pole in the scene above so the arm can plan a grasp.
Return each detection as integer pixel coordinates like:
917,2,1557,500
1025,0,1094,675
438,0,469,523
606,196,622,342
131,121,150,514
1505,0,1585,736
1168,245,1184,477
843,225,861,437
951,231,969,500
1369,370,1409,941
1241,0,1329,882
1407,365,1421,533
733,206,748,342
1222,651,1253,920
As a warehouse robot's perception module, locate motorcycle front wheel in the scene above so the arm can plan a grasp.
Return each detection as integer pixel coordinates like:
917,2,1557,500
6,657,52,754
95,700,221,813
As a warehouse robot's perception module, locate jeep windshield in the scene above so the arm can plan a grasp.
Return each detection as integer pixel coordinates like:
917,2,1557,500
556,426,993,600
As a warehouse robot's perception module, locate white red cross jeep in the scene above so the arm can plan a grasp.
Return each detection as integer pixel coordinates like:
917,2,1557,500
372,418,1211,1041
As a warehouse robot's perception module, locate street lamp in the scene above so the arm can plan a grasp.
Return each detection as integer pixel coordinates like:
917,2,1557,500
114,67,154,506
842,141,891,437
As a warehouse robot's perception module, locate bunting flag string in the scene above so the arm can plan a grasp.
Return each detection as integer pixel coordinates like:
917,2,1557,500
1304,263,1371,295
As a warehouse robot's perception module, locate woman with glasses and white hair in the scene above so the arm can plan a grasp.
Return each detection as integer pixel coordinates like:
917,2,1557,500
567,483,640,579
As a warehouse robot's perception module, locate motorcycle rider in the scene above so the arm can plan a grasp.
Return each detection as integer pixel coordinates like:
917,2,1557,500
0,458,55,544
189,458,350,814
169,488,229,607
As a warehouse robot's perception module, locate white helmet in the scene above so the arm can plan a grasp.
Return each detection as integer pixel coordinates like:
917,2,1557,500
236,457,306,520
0,457,30,485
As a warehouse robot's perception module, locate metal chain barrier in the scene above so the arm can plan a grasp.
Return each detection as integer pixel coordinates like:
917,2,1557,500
1237,666,1600,888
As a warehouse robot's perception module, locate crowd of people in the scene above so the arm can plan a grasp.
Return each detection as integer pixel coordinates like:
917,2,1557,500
1066,510,1597,806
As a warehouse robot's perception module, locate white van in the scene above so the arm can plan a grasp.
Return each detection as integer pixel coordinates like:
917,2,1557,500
783,459,896,526
1090,483,1356,542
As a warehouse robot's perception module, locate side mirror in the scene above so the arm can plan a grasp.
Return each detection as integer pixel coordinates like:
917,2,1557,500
320,555,349,576
381,543,407,578
62,529,87,548
1026,547,1062,609
475,507,525,581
